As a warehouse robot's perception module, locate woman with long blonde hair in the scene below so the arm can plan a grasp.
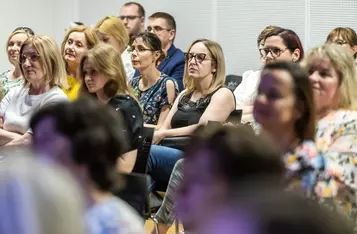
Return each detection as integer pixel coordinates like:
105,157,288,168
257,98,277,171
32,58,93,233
61,25,99,100
95,16,135,80
79,43,143,173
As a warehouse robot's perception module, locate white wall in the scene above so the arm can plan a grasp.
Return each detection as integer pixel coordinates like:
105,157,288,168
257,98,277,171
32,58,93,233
1,0,357,75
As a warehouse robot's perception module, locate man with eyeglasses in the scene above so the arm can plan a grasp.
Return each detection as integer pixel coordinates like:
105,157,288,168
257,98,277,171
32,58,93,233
133,12,185,91
119,2,145,40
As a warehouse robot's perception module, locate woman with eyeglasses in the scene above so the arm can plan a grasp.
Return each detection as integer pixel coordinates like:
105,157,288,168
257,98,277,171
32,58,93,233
147,39,235,206
0,27,34,100
326,27,357,65
129,32,178,129
0,35,69,146
95,16,135,80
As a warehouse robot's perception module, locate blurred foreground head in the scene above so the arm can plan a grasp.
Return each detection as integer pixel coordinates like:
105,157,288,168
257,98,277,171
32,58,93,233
0,147,84,234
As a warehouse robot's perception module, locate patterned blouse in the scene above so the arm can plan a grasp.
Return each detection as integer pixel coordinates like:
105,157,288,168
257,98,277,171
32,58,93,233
0,70,24,100
130,73,178,125
285,110,357,225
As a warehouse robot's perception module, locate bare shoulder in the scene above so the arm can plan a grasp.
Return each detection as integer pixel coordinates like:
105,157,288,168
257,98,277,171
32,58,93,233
212,87,234,100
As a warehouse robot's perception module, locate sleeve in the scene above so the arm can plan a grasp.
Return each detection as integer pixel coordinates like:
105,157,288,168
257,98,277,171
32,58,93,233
0,86,16,117
170,58,185,91
108,95,144,153
41,89,69,107
234,70,259,106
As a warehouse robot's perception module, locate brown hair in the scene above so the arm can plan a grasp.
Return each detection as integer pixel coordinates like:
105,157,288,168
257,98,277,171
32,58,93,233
257,25,281,47
262,61,316,141
326,27,357,59
132,32,166,65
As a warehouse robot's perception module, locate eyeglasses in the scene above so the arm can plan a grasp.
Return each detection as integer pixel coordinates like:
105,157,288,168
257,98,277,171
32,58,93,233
146,26,171,33
119,15,141,21
20,54,40,64
259,47,288,58
128,46,153,54
184,53,210,63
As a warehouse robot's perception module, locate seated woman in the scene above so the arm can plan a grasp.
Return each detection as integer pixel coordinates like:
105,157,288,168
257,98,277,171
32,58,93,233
0,27,34,100
129,32,178,128
29,98,144,234
302,44,357,224
95,16,135,80
238,27,304,122
78,43,143,173
326,27,357,65
0,35,69,146
148,38,235,192
61,25,99,100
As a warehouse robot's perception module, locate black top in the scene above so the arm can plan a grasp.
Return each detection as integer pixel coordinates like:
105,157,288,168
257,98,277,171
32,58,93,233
171,88,223,129
108,95,144,153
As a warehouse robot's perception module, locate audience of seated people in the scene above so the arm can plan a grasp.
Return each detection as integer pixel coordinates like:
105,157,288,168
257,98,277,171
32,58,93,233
119,2,145,42
0,35,68,146
237,27,304,122
2,2,357,234
29,97,144,234
0,27,34,99
78,43,144,173
130,32,178,129
61,25,99,100
134,12,185,90
95,16,135,80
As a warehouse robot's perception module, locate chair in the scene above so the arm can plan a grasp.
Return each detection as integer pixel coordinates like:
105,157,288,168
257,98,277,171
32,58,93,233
114,172,159,234
132,127,155,173
225,74,243,91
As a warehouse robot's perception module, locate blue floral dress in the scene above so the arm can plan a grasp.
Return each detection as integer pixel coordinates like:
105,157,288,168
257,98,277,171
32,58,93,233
129,73,178,125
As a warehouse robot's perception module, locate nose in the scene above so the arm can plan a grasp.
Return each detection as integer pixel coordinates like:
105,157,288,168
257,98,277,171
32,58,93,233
255,93,268,105
309,70,320,83
22,58,31,67
84,74,91,82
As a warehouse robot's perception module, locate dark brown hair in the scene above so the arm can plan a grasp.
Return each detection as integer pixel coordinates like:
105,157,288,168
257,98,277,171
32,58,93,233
265,28,305,61
123,2,145,17
149,12,176,30
133,32,166,65
262,61,316,141
257,25,281,47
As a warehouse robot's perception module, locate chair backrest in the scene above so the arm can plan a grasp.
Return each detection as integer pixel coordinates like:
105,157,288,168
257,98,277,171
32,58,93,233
114,172,150,219
132,127,154,174
227,109,243,125
225,74,243,91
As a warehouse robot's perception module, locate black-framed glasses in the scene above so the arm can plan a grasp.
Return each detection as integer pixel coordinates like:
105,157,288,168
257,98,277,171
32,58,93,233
19,54,40,64
146,26,171,33
259,47,288,58
184,53,209,63
128,46,153,53
119,15,141,21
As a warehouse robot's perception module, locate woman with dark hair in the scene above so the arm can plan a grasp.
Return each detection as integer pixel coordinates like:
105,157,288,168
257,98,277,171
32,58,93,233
29,97,144,234
260,28,304,64
129,32,178,129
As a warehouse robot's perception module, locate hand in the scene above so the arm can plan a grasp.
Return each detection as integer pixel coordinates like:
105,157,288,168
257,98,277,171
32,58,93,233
152,130,165,145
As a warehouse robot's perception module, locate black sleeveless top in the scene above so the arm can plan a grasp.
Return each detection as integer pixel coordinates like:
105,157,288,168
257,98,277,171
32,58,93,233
171,87,225,128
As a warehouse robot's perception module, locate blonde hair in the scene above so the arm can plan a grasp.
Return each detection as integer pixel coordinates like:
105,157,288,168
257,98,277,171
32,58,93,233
61,25,100,57
95,16,129,49
6,30,32,64
79,43,134,98
302,43,357,110
183,39,226,95
0,148,84,234
326,27,357,58
20,35,69,89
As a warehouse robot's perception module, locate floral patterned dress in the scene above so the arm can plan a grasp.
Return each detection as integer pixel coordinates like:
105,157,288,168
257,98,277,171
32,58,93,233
285,109,357,226
130,73,178,125
0,70,24,100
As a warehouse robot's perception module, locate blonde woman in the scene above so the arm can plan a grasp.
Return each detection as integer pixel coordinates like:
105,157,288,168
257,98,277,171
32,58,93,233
95,16,135,80
0,35,69,146
0,27,34,99
61,25,99,100
0,148,85,234
302,44,357,224
79,43,143,173
147,39,235,188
